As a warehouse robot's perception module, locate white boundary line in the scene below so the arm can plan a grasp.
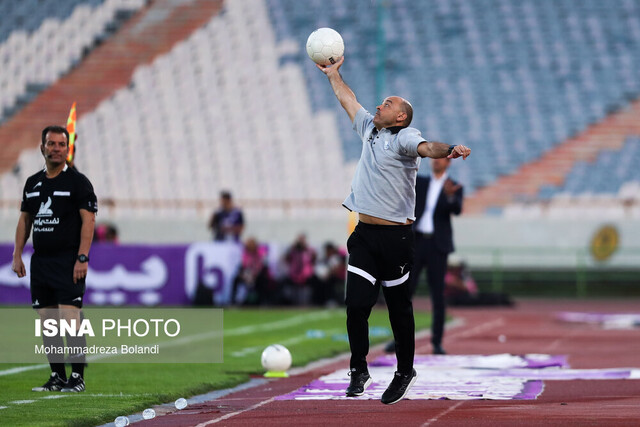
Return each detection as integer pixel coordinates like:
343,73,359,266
448,317,504,340
191,318,474,424
421,401,465,426
194,397,276,426
0,310,337,376
415,317,504,353
91,314,472,425
416,318,525,426
0,364,48,377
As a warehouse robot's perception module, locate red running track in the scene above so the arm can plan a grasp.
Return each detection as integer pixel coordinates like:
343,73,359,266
141,299,640,426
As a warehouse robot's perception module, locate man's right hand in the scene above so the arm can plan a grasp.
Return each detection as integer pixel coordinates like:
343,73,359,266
316,56,361,123
12,256,26,278
316,56,344,76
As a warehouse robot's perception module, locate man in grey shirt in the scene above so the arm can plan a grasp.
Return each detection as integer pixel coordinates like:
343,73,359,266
317,56,470,405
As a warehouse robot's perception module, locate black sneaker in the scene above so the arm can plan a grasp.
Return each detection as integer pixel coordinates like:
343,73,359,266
381,369,417,405
345,369,372,396
433,344,447,355
60,372,85,392
32,372,67,392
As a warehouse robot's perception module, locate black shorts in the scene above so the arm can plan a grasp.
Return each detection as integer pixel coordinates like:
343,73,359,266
30,252,85,309
346,222,414,288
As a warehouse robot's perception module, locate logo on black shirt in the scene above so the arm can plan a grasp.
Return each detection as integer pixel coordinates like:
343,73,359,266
37,197,53,217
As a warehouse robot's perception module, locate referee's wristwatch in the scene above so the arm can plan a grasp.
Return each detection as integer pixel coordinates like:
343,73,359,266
447,145,456,156
77,254,89,263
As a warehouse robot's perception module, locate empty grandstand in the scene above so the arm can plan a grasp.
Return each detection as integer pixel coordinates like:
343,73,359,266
0,0,146,125
267,0,640,211
0,0,639,246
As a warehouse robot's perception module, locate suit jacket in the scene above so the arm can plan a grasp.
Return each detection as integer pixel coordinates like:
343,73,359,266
414,175,463,254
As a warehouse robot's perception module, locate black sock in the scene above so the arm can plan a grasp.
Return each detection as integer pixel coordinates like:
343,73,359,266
49,363,67,380
66,335,86,378
42,334,66,380
71,363,84,378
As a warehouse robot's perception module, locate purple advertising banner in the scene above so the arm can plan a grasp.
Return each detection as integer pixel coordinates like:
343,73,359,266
0,242,242,306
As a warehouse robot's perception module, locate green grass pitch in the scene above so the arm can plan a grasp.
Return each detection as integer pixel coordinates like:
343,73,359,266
0,307,432,426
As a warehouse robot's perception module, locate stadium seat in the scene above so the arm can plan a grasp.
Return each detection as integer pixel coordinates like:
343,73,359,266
3,0,640,219
0,0,146,125
265,0,640,198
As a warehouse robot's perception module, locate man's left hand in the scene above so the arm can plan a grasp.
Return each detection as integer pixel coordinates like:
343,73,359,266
443,179,462,196
73,260,88,284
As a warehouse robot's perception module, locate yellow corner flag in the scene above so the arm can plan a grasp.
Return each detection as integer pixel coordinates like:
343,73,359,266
66,102,77,164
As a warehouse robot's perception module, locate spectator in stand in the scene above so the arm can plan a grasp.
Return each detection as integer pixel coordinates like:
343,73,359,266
444,255,478,302
93,222,119,243
282,234,316,305
311,242,347,306
209,191,244,242
232,237,271,305
445,256,513,307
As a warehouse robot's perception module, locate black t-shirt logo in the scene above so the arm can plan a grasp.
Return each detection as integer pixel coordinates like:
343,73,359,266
37,197,53,217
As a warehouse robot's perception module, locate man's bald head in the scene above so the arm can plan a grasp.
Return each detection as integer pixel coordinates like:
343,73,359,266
397,97,413,127
374,96,415,130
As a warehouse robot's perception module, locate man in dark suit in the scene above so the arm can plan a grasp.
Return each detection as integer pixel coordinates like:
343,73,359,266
410,157,463,354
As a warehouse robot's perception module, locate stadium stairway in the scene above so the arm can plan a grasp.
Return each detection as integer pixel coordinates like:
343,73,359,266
464,98,640,214
0,0,223,174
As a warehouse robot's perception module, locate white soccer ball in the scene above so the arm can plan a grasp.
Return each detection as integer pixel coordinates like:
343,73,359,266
306,28,344,65
261,344,292,372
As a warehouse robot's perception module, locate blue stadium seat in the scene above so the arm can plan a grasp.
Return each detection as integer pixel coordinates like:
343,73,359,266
0,0,145,125
265,0,640,195
540,137,640,197
0,0,104,46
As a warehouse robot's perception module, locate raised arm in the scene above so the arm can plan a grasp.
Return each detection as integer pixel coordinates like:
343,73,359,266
417,141,471,160
316,56,362,123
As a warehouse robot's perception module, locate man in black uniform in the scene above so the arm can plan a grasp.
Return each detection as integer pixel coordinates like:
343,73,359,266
12,125,97,392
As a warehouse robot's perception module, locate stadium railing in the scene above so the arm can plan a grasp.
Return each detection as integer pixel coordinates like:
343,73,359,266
455,246,640,298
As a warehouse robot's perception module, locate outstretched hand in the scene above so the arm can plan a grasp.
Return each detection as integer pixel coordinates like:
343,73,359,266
316,56,344,76
448,145,471,160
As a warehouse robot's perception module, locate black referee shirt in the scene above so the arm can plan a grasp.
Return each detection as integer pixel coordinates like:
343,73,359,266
21,165,98,255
